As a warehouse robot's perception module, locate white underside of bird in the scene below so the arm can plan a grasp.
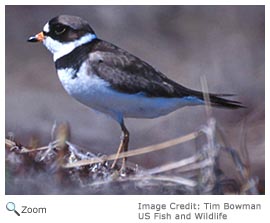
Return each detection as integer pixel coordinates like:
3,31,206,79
57,63,203,123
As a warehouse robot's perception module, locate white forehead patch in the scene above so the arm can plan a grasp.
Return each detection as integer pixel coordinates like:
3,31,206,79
43,23,50,33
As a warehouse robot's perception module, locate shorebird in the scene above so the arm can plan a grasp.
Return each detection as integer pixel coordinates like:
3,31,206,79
28,15,243,171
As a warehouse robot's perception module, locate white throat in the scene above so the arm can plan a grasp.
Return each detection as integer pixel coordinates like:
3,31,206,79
43,33,97,61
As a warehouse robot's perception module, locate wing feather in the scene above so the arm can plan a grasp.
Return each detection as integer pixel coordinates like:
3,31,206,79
87,40,244,108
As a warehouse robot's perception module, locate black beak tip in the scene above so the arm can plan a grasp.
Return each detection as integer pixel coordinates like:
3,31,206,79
27,36,38,42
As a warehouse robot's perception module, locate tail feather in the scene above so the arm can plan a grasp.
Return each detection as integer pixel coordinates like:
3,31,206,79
165,79,244,109
207,93,245,109
177,86,244,109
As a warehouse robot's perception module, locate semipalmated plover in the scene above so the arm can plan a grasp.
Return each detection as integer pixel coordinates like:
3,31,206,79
28,15,243,171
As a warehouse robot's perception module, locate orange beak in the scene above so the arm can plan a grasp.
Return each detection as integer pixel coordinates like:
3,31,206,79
27,32,44,42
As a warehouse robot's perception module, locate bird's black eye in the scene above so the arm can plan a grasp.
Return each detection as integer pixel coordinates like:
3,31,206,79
54,24,66,35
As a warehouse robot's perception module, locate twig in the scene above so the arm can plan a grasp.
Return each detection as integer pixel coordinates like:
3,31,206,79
91,174,197,188
141,154,201,175
200,75,213,118
5,138,50,153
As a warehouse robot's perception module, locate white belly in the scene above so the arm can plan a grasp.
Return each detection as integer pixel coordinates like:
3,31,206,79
57,64,202,121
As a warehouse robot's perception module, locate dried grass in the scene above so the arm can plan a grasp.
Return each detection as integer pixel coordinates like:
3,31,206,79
5,116,259,194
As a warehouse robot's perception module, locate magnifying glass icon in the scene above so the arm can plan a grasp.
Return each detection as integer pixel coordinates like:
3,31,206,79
6,202,20,216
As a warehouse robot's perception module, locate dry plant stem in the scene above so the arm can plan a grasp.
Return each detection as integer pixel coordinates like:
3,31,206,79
63,131,200,168
200,75,212,118
175,158,213,173
128,175,197,187
22,140,60,153
142,154,201,175
91,174,197,187
5,138,22,148
5,138,55,153
198,118,218,192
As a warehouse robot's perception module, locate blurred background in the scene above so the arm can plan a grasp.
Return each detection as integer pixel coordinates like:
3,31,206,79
6,6,264,184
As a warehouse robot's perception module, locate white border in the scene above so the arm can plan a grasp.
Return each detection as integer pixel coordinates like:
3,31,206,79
2,0,269,5
1,1,268,222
